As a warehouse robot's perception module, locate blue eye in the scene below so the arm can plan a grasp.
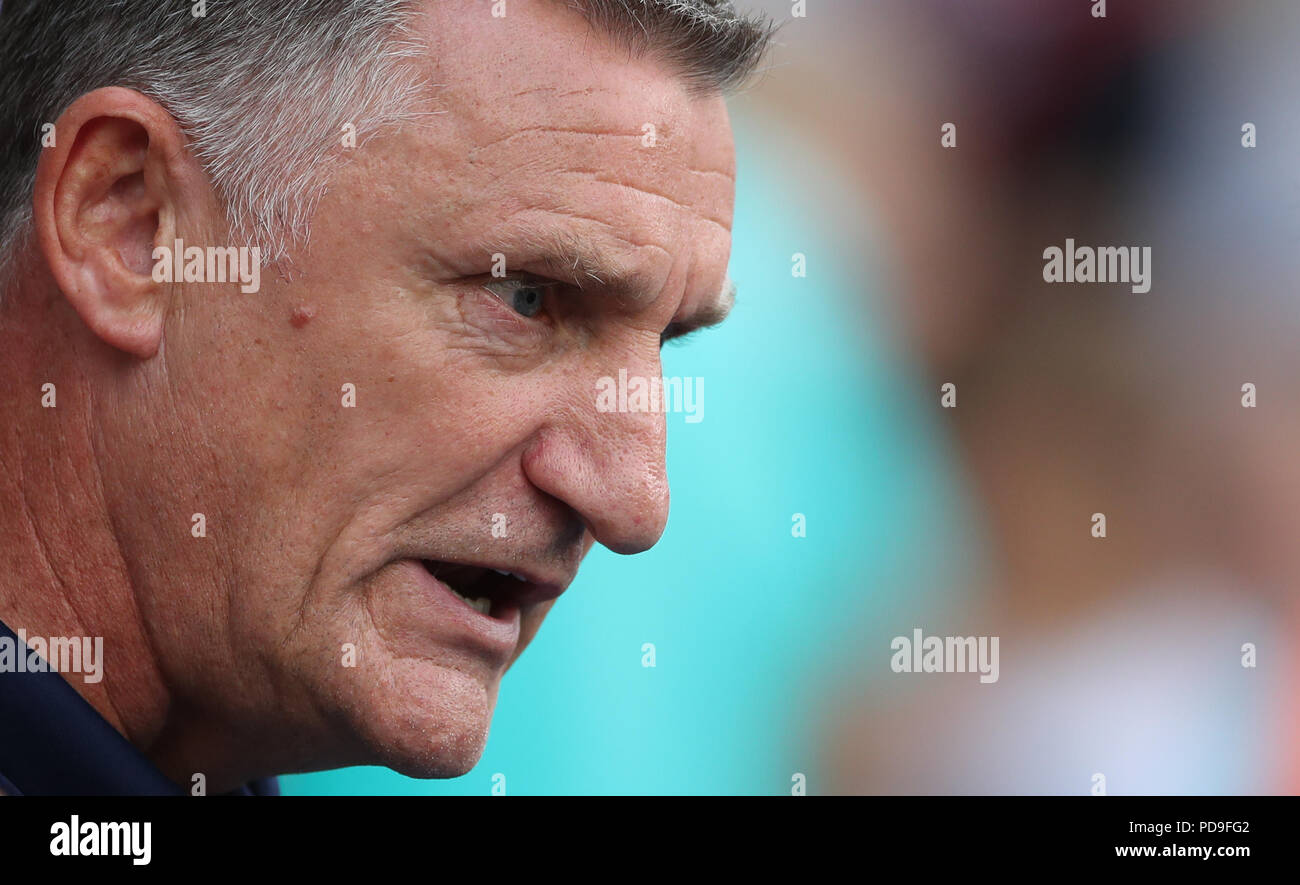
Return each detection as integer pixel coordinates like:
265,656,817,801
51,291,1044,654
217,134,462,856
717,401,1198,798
511,284,544,317
483,279,550,318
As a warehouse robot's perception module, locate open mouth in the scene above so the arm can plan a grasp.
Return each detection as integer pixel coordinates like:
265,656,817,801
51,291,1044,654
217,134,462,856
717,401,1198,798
419,560,528,619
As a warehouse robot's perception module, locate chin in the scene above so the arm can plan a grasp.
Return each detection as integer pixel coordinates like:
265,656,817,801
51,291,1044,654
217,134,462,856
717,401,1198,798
350,657,501,779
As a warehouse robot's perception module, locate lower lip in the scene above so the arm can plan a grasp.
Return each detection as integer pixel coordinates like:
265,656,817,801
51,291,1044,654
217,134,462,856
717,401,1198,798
402,559,522,656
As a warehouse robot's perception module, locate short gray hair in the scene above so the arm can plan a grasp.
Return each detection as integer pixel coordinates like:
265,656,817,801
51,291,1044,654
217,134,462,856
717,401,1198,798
0,0,774,286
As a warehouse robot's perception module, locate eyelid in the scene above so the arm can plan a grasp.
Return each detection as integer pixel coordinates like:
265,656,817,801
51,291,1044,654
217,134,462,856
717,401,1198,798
480,275,557,298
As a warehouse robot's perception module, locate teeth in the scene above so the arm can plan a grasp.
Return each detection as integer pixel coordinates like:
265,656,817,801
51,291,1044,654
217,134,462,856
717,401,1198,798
448,586,492,615
493,568,527,582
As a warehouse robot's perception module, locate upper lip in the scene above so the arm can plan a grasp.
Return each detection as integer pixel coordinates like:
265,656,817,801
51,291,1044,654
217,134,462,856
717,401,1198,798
411,555,572,608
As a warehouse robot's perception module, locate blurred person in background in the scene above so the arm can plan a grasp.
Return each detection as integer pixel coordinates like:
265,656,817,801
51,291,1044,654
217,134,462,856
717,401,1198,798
749,0,1298,793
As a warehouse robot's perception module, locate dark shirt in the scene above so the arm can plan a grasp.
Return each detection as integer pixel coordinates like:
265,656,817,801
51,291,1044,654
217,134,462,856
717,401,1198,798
0,617,277,796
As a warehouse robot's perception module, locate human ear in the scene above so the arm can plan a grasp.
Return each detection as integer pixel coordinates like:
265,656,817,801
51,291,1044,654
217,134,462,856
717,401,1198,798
32,86,192,358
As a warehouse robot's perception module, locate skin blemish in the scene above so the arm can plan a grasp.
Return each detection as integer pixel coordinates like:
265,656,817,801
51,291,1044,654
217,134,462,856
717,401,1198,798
289,305,316,328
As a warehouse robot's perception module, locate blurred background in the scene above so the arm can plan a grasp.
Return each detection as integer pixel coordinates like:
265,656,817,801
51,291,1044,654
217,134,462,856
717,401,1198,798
287,0,1299,795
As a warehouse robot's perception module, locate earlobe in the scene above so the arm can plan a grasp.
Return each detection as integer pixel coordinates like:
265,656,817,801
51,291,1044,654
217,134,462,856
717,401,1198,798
32,87,187,359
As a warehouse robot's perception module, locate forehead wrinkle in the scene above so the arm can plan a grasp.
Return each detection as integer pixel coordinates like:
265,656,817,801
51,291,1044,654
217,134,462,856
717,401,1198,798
578,171,734,233
467,124,645,163
507,85,604,101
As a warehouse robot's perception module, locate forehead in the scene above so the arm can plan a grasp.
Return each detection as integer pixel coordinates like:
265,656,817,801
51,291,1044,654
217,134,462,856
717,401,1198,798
401,0,736,309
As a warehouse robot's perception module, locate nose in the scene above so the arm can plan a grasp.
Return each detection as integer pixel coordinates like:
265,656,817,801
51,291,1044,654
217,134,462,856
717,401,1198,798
522,368,670,556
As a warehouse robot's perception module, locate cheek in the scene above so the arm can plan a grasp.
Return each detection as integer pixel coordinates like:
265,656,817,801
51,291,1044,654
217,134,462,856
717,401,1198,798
301,331,540,509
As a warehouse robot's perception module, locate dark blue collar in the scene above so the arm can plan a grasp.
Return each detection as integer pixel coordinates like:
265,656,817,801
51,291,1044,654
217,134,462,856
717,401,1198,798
0,617,277,796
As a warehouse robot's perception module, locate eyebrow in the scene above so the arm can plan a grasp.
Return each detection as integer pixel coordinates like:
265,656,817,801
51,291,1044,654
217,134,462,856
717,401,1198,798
662,275,736,343
475,226,737,340
478,227,642,299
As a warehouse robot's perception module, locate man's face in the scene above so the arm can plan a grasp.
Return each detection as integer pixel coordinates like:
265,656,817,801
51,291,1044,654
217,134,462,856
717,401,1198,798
108,0,736,779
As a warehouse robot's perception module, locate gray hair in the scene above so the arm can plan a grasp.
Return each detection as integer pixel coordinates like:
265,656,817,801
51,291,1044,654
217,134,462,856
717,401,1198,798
0,0,775,287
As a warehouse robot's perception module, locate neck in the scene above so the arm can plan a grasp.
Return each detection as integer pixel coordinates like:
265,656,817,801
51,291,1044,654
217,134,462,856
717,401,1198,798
0,290,172,770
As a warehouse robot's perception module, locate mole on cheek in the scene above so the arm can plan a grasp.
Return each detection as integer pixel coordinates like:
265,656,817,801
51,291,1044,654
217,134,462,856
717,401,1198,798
290,305,316,328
